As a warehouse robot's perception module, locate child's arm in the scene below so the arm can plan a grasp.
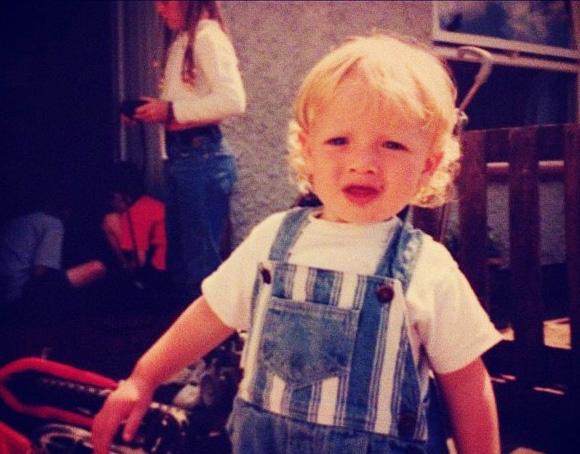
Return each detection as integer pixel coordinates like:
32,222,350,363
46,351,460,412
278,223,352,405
91,296,234,454
436,358,500,454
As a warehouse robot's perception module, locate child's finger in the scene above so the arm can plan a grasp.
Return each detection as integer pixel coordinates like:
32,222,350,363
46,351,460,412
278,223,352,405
123,403,149,441
92,406,125,454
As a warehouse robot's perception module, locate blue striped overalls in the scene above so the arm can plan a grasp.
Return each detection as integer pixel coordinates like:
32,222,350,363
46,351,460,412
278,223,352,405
227,208,447,453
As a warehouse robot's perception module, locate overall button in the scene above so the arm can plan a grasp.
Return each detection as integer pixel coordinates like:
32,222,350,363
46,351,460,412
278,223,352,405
376,283,394,303
260,266,272,284
397,412,416,438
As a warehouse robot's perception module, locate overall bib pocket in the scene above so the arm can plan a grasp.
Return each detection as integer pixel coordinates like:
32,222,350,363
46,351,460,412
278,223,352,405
259,296,360,389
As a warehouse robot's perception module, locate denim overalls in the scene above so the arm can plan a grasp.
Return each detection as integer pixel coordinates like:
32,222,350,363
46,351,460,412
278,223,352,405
227,207,448,453
164,126,237,301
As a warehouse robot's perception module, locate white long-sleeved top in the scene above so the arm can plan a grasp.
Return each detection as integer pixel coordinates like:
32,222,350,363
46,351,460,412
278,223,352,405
161,19,246,125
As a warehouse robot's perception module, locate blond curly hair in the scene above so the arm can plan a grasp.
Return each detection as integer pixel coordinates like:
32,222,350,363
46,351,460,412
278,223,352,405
287,33,461,208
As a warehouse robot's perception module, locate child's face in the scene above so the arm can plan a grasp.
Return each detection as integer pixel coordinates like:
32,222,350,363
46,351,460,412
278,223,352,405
155,1,186,31
300,76,441,224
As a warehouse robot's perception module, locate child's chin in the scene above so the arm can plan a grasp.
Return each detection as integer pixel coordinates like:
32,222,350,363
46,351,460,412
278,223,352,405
320,210,391,224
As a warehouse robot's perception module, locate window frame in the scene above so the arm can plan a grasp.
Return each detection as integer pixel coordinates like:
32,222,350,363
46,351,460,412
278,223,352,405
432,1,580,61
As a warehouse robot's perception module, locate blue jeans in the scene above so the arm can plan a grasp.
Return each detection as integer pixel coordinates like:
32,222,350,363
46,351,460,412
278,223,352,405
164,133,237,301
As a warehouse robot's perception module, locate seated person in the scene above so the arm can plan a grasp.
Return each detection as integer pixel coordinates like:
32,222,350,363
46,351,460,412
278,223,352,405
102,162,167,277
0,199,106,319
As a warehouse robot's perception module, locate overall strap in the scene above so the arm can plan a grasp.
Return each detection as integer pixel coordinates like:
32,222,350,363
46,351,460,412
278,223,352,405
374,207,424,293
268,207,312,262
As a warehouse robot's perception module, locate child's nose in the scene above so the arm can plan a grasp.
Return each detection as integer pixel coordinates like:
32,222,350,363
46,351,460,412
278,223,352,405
348,148,378,174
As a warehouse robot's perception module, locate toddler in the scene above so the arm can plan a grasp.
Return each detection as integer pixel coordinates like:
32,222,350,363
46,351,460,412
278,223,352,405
93,33,501,454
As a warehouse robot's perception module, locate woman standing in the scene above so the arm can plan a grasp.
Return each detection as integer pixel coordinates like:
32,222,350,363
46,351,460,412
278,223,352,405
132,1,246,302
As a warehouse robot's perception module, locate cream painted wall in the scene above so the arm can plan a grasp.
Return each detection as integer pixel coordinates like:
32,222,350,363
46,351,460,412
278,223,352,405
220,1,433,244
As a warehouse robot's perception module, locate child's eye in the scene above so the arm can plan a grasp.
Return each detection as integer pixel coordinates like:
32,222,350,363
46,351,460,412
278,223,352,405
326,137,348,146
382,140,408,151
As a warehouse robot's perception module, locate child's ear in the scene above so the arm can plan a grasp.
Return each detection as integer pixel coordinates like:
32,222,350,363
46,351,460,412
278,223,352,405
421,151,443,177
299,130,314,172
419,151,443,186
298,130,310,155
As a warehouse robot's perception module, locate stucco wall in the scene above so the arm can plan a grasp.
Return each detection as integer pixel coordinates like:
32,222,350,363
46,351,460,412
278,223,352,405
220,1,433,244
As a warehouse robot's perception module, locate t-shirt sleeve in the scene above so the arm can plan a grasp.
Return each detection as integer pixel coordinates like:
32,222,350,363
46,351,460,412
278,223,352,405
201,212,285,330
408,238,502,374
172,23,246,123
33,217,64,270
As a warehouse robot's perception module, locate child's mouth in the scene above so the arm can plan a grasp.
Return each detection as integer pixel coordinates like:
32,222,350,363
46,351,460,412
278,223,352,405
343,185,380,204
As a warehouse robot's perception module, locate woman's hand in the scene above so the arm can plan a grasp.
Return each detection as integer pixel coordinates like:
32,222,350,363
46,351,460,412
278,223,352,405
133,97,171,124
91,377,155,454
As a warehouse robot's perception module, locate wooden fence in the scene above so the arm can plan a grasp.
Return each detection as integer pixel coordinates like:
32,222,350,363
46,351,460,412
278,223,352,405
415,123,579,412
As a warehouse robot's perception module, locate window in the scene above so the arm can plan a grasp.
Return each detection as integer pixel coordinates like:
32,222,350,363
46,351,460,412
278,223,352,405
434,1,578,60
448,61,576,133
433,1,579,161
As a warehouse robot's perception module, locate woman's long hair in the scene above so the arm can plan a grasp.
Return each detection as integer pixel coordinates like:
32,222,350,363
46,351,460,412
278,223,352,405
161,1,226,86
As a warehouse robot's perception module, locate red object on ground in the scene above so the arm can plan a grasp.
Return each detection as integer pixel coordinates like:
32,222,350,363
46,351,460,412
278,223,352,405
0,421,33,454
0,357,117,428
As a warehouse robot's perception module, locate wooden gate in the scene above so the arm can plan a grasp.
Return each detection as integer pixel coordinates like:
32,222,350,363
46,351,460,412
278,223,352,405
415,123,579,421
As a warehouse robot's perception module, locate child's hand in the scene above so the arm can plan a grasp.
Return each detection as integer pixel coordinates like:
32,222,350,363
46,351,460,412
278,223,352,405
133,96,170,124
91,377,154,454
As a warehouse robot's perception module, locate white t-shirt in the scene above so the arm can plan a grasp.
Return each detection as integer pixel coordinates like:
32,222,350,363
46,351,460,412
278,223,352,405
203,210,502,375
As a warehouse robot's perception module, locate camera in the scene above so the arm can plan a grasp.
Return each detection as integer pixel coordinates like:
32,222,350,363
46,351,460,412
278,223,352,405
120,99,148,118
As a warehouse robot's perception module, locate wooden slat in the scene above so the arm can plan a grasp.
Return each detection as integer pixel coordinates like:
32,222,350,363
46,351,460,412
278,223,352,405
484,127,510,163
537,123,566,161
509,126,544,384
458,130,489,311
484,123,564,162
486,160,564,182
564,124,580,405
